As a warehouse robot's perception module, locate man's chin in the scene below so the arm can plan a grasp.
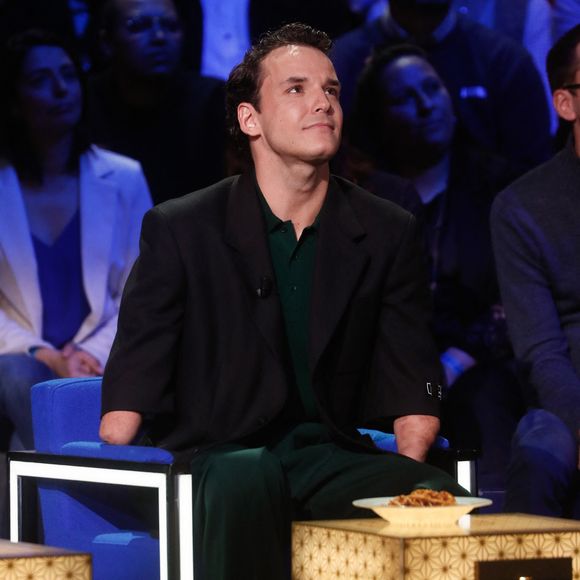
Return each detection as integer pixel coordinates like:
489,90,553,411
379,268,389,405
306,145,340,166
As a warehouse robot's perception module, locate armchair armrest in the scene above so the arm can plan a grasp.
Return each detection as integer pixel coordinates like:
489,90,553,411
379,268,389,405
357,428,450,452
60,442,173,464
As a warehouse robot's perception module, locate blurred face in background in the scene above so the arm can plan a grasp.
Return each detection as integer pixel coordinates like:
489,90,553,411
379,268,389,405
16,45,82,138
389,0,450,41
378,54,455,163
107,0,183,79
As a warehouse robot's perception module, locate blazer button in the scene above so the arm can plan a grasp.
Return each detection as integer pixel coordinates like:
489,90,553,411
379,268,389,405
257,416,268,427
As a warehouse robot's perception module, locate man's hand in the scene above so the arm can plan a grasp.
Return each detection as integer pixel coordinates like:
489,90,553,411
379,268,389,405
100,411,143,445
62,345,103,377
394,414,440,462
34,346,103,378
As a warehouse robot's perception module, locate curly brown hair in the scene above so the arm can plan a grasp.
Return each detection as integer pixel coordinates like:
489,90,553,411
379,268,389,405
225,22,332,163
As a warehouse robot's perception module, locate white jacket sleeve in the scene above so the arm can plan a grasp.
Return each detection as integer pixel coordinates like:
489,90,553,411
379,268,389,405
0,307,52,354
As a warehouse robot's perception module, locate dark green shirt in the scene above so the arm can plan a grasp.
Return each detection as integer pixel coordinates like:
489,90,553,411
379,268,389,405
259,191,319,420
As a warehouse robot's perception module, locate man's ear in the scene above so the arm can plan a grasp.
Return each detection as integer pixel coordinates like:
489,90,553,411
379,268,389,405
237,103,260,137
553,88,577,122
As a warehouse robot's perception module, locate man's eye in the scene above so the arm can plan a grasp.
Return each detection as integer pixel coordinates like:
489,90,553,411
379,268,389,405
423,79,442,96
288,86,302,93
325,87,339,96
23,74,49,88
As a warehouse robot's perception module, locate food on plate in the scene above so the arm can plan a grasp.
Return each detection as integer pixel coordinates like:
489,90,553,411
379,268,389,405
388,489,456,507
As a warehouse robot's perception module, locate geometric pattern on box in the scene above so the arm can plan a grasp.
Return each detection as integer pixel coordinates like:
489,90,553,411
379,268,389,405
292,514,580,580
0,555,91,579
0,538,91,580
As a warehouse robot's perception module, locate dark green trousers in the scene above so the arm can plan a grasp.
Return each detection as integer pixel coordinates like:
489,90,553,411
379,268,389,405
190,423,467,580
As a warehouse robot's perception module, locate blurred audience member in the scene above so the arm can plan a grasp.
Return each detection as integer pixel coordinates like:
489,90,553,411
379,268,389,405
332,0,552,169
491,25,580,518
173,0,361,79
0,29,151,451
452,0,556,132
553,0,580,46
346,45,525,497
0,0,102,71
89,0,226,204
347,0,388,23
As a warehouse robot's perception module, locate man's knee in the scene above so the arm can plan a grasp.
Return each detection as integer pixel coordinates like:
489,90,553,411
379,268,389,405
0,354,52,387
198,447,286,508
512,409,576,472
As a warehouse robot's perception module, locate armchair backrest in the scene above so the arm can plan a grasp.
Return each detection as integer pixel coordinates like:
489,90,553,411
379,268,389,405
28,377,164,580
32,377,102,452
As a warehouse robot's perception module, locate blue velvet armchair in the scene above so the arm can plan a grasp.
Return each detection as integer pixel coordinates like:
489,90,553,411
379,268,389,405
9,377,476,580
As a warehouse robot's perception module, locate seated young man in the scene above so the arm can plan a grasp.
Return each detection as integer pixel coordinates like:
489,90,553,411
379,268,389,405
100,22,467,580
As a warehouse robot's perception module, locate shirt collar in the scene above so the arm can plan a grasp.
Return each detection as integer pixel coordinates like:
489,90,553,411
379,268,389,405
380,4,457,44
257,187,284,233
254,176,323,234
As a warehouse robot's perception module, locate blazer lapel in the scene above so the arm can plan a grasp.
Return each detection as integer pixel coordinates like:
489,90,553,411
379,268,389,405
309,178,368,373
224,173,291,370
0,163,43,332
78,148,117,337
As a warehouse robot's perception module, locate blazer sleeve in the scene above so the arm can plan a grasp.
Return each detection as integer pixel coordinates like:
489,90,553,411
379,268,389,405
366,213,443,420
101,205,185,416
76,164,152,366
491,195,580,436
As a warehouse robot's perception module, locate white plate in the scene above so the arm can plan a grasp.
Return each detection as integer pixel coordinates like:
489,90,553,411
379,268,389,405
352,496,492,527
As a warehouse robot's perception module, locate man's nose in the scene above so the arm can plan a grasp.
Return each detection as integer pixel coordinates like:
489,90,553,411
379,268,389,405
52,75,68,96
416,91,434,113
151,24,168,41
313,90,332,112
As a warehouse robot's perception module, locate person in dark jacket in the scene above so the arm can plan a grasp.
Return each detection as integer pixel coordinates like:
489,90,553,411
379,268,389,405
345,44,525,498
491,25,580,518
100,23,466,579
88,0,226,204
331,0,552,169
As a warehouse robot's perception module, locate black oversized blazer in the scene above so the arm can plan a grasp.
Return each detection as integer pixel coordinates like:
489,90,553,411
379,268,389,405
102,173,442,457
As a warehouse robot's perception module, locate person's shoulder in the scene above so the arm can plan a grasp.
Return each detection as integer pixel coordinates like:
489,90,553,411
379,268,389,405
450,142,524,199
87,145,142,174
453,13,531,60
492,150,568,214
179,71,225,101
84,146,148,189
332,174,414,224
153,175,238,223
331,18,384,56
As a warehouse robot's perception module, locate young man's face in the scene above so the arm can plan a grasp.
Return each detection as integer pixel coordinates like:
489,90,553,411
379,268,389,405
247,45,343,166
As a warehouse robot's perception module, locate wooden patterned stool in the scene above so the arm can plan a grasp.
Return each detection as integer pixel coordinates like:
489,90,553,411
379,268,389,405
293,513,580,580
0,539,90,579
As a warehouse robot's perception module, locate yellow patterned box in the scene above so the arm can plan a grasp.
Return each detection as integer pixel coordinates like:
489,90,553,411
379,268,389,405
0,540,91,579
292,514,580,580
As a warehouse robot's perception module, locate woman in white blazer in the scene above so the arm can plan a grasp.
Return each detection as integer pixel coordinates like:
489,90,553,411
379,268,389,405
0,31,152,449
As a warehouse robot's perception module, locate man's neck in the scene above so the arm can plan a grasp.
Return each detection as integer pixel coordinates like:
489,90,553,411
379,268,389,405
28,132,75,178
113,69,171,108
255,160,330,240
408,154,451,204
